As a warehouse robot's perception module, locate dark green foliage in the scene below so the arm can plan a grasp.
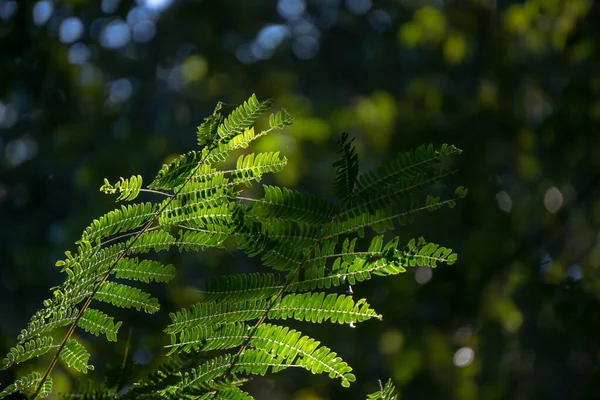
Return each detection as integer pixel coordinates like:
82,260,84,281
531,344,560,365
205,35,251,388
0,95,464,399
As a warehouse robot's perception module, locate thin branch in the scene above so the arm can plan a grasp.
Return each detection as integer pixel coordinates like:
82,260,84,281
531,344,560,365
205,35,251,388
99,225,162,248
139,188,174,197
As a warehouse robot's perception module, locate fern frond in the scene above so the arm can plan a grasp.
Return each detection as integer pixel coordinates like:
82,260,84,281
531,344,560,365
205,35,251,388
248,185,336,225
0,372,51,399
204,109,293,166
168,323,355,387
212,387,253,400
367,379,398,400
173,350,284,396
113,257,176,283
2,336,55,370
59,382,117,400
217,94,273,144
159,201,234,231
197,101,223,147
270,292,381,324
177,229,230,251
264,219,321,249
60,338,94,373
268,109,293,130
17,306,78,344
128,230,176,254
100,175,144,202
2,99,464,399
201,127,259,165
78,308,122,342
327,190,467,239
83,202,158,242
289,236,456,292
353,143,461,196
333,132,360,199
231,152,287,186
260,242,305,271
39,376,53,398
94,281,160,313
339,168,455,221
149,151,204,190
18,307,122,346
200,273,285,303
166,293,379,335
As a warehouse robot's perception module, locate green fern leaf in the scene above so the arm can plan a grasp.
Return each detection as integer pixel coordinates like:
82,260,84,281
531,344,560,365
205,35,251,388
78,308,122,342
168,323,356,387
166,292,379,335
172,351,281,397
366,379,399,400
268,109,293,129
100,175,144,202
339,169,455,222
202,108,292,167
271,292,381,324
333,132,360,199
38,376,53,398
17,306,78,343
94,281,160,313
1,336,55,370
113,257,176,283
231,152,287,186
83,202,158,242
0,371,47,399
160,201,234,231
128,230,176,254
60,338,94,373
289,236,456,292
200,273,284,303
148,151,205,190
248,185,336,225
197,101,223,147
177,229,230,251
202,126,260,165
354,143,461,196
217,94,273,144
260,242,305,271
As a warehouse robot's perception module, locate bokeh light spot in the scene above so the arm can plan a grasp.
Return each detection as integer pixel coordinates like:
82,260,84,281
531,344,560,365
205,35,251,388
32,0,53,26
346,0,372,15
0,1,17,22
5,136,38,167
453,347,474,367
544,186,563,213
108,78,133,104
277,0,305,20
444,32,468,64
181,55,208,83
379,329,404,355
101,0,120,14
415,266,433,284
0,102,18,129
132,20,156,43
59,17,84,44
496,190,512,213
68,43,91,65
256,24,290,51
565,264,583,282
368,10,391,32
141,0,173,12
292,36,319,59
100,19,131,49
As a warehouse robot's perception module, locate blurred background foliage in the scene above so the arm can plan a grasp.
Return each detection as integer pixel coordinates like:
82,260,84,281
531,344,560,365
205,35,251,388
1,0,600,399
